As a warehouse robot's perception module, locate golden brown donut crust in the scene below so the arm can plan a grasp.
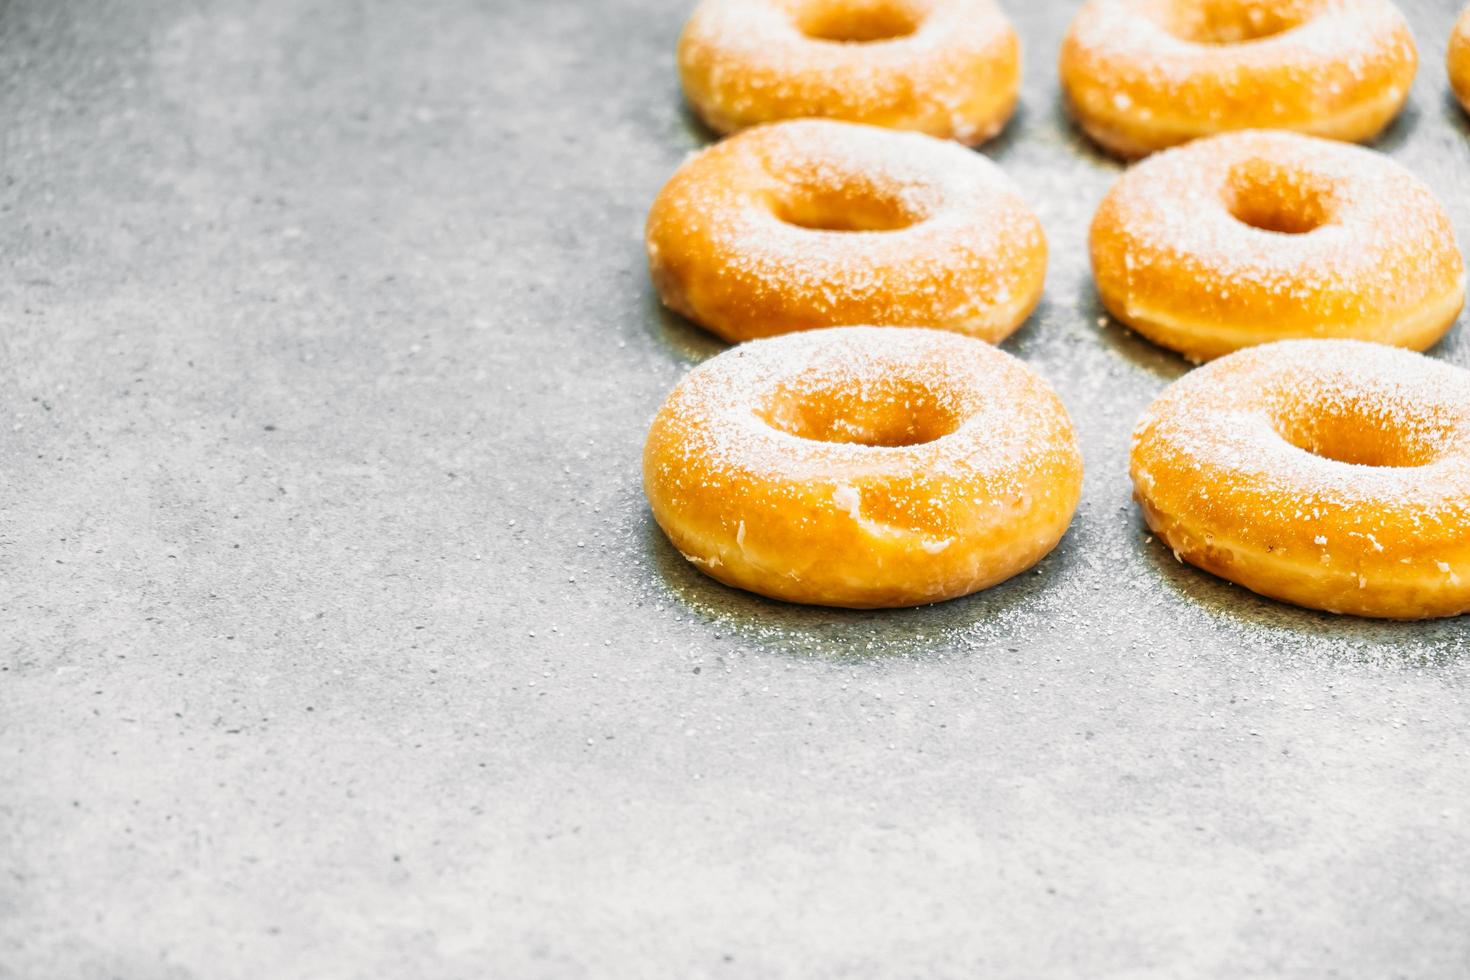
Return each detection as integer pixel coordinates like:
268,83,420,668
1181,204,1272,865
1060,0,1417,158
1451,4,1470,115
1090,131,1465,362
644,327,1083,608
646,120,1047,344
1131,340,1470,619
678,0,1020,145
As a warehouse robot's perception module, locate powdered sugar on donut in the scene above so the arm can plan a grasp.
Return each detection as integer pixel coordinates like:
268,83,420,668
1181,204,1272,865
646,119,1047,343
1090,130,1465,358
1129,340,1470,616
649,327,1077,533
1133,340,1470,541
1060,0,1416,154
679,0,1019,144
643,327,1084,607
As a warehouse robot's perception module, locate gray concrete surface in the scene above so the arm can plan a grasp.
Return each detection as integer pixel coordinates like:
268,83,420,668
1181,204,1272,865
2,0,1468,976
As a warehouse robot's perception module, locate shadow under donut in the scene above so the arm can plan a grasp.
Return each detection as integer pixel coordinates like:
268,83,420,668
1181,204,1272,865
643,511,1081,661
1077,279,1192,384
992,288,1050,359
1444,91,1470,139
678,101,722,148
1130,512,1469,665
1367,97,1420,156
975,102,1028,163
1050,95,1126,171
646,289,1059,374
646,288,728,366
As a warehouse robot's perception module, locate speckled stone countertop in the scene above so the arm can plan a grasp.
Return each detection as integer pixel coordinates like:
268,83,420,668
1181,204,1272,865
2,0,1468,976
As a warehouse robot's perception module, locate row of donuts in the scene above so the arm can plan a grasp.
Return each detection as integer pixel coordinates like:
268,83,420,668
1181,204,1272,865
648,118,1465,362
646,324,1470,619
638,3,1470,619
677,0,1470,156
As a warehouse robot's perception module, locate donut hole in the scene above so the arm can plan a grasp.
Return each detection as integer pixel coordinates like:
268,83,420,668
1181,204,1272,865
795,0,922,42
1273,400,1445,468
759,377,963,447
1162,0,1305,44
1226,160,1332,235
771,183,923,233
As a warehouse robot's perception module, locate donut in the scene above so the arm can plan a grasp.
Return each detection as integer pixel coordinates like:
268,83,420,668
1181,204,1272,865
1090,130,1465,362
646,119,1047,344
1452,4,1470,115
1059,0,1418,158
677,0,1020,145
643,327,1083,608
1131,340,1470,619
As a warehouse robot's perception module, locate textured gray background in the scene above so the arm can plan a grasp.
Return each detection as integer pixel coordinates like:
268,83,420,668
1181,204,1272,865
2,0,1468,977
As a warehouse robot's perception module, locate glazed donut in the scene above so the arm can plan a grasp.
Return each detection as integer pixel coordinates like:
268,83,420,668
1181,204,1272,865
1090,130,1465,362
643,327,1083,608
1131,340,1470,619
646,119,1047,344
678,0,1020,145
1060,0,1417,158
1452,4,1470,115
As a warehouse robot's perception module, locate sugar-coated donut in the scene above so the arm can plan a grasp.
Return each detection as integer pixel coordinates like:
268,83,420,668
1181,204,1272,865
646,120,1047,344
1091,131,1465,362
678,0,1020,145
1452,4,1470,115
1131,340,1470,619
644,327,1083,608
1060,0,1418,158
